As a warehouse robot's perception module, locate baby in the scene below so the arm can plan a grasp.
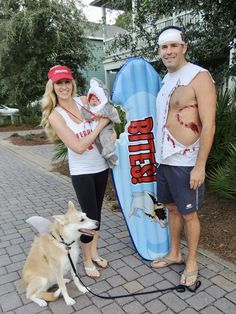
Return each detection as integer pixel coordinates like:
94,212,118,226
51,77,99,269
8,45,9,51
82,78,120,168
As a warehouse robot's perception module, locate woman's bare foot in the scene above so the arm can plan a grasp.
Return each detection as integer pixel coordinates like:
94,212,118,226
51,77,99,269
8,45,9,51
84,262,100,278
91,256,108,268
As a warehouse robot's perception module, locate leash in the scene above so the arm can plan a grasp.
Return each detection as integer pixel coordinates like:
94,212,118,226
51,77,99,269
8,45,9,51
67,253,201,298
52,234,201,299
67,252,201,299
50,233,75,249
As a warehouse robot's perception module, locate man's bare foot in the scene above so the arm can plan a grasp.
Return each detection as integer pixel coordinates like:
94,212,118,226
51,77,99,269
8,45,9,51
180,261,198,286
151,252,184,268
151,256,184,268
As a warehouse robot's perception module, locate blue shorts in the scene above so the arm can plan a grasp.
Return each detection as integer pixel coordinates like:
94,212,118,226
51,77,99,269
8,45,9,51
156,164,205,214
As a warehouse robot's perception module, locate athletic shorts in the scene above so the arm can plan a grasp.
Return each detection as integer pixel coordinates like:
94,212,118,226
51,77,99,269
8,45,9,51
156,164,205,214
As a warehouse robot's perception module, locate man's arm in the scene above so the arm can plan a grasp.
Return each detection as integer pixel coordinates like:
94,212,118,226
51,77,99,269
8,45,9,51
190,71,216,190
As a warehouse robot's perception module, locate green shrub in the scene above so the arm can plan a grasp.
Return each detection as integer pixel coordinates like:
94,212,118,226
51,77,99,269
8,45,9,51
207,86,236,199
208,144,236,199
19,103,42,125
23,134,33,141
114,105,127,138
52,139,68,161
208,87,236,170
10,133,19,137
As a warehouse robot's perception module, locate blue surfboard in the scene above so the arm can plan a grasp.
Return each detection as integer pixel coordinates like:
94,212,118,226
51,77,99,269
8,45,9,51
111,57,170,260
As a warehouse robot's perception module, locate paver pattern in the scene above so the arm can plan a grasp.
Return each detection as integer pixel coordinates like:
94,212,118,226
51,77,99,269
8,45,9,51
0,131,236,313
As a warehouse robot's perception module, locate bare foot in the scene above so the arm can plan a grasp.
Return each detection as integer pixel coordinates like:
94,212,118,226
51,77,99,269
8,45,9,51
180,262,198,286
84,263,100,278
92,256,108,268
151,256,184,268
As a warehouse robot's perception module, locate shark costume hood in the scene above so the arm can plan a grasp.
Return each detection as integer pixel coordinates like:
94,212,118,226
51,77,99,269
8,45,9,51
87,78,108,113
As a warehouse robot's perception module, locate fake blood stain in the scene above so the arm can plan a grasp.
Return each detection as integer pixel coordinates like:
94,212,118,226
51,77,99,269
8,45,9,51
176,104,199,134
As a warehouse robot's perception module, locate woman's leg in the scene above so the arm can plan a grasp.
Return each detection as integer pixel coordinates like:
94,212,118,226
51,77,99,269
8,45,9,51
71,174,100,277
90,169,109,267
71,169,109,276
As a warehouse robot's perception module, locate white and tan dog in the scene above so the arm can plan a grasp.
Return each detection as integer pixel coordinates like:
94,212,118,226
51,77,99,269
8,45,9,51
23,201,98,307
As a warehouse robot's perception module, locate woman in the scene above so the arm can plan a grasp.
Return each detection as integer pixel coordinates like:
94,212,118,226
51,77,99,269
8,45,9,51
41,65,110,278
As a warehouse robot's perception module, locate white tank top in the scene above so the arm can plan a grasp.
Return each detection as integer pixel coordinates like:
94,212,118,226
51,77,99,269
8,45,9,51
155,62,211,166
54,97,108,175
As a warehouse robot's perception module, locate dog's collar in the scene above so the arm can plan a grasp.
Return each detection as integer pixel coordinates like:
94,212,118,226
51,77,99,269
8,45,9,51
50,233,75,251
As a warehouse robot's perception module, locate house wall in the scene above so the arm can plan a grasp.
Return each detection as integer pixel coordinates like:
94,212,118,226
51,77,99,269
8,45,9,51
82,39,105,91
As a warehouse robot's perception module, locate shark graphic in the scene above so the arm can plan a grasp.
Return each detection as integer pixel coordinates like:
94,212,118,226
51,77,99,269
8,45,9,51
129,191,168,228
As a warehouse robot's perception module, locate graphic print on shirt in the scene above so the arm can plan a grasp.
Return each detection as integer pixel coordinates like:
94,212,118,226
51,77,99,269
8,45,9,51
76,122,94,150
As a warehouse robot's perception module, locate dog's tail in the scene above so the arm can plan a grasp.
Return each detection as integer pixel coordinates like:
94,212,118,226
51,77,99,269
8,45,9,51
38,288,60,302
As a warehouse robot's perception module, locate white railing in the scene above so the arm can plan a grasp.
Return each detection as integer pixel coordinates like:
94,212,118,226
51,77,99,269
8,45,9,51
103,11,201,61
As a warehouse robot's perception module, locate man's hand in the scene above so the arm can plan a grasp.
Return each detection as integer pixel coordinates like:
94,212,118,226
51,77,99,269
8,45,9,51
190,165,205,190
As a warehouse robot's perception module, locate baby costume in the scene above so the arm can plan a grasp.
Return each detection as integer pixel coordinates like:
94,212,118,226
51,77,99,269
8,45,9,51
82,78,121,168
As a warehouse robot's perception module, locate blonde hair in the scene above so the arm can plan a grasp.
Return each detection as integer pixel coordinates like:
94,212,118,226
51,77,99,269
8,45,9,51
40,79,77,142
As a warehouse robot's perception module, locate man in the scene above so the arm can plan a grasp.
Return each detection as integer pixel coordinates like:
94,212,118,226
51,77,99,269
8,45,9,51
152,26,216,286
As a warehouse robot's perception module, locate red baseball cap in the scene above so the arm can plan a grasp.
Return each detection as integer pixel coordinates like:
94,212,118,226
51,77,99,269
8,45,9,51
48,65,74,83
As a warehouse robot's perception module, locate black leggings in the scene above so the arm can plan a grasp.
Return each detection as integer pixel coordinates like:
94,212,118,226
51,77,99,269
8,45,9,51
71,169,109,243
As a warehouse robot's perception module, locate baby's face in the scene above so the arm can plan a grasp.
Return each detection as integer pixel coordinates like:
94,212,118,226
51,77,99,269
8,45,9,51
89,95,100,106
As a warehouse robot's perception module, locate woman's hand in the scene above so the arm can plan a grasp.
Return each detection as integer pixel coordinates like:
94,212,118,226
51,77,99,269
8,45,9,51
111,131,117,143
97,117,110,129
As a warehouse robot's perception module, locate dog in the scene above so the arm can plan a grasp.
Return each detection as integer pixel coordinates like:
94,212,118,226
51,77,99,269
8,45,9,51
23,201,99,307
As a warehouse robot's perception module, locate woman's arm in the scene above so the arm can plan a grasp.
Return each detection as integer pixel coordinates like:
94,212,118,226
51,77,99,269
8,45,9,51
49,111,109,154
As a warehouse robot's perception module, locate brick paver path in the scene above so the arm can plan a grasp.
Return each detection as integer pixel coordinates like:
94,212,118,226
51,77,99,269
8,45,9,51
0,131,236,313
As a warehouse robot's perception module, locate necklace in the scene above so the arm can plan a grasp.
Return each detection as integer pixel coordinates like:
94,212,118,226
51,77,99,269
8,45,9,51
59,100,97,122
59,105,84,123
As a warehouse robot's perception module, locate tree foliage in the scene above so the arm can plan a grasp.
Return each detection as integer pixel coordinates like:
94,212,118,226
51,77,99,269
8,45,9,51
115,11,132,30
207,87,236,170
111,0,236,85
0,0,92,117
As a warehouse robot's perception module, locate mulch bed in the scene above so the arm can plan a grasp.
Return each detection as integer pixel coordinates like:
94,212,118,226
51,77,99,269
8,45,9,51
198,192,236,264
7,131,51,146
0,124,40,132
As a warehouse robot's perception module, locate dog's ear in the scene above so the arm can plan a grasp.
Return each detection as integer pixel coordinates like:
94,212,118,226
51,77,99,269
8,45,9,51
68,201,81,213
53,215,66,225
68,201,76,211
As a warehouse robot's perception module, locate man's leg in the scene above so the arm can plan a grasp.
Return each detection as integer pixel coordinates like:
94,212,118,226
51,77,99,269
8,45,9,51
151,203,184,267
167,204,184,259
181,211,200,285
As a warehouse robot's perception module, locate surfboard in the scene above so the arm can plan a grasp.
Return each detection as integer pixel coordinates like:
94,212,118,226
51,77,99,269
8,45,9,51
111,57,170,260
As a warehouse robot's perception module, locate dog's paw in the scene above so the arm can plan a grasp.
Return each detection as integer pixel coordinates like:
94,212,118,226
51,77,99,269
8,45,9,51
64,278,71,284
54,288,61,298
79,286,88,294
33,298,47,307
65,296,76,306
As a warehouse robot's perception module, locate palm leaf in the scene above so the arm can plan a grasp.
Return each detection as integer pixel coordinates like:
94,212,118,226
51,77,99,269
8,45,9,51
208,144,236,199
52,139,68,161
